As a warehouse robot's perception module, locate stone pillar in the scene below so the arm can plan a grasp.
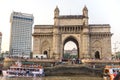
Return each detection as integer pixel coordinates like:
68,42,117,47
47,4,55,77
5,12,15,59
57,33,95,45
82,24,90,58
33,36,40,55
82,34,89,58
53,27,61,59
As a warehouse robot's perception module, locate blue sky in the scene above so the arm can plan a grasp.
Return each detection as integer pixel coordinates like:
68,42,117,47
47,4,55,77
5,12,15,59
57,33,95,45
0,0,120,53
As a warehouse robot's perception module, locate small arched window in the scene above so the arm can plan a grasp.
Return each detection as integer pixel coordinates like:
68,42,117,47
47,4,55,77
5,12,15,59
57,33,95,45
95,51,100,59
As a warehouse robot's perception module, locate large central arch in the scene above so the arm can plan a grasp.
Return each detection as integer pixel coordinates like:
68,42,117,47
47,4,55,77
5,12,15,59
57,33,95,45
63,36,79,59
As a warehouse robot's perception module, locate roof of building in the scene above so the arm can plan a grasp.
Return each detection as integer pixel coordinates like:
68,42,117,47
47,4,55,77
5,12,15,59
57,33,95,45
89,24,110,28
34,25,53,29
89,24,110,26
58,15,87,19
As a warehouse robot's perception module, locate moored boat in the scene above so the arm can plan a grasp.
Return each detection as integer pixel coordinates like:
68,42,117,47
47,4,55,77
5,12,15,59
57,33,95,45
103,65,120,80
2,60,44,78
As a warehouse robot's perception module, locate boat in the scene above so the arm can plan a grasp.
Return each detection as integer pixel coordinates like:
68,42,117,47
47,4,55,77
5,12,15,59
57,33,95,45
2,60,44,78
103,65,120,80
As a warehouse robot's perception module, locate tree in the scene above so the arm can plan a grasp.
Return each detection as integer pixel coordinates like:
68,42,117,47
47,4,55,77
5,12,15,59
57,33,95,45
115,52,120,59
63,53,70,59
0,52,4,58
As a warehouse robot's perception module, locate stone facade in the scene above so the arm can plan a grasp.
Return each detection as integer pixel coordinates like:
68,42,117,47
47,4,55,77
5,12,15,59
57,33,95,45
32,6,112,59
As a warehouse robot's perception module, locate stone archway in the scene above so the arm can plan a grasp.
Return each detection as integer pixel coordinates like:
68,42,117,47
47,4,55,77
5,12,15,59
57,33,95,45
41,40,50,58
32,6,112,59
92,40,102,59
43,50,48,58
95,51,100,59
63,36,79,59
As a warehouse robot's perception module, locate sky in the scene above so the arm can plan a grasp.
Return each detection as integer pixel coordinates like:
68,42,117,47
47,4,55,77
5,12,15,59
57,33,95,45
0,0,120,53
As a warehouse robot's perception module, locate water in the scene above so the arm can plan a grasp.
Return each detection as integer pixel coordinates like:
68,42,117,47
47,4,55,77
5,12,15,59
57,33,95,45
0,76,103,80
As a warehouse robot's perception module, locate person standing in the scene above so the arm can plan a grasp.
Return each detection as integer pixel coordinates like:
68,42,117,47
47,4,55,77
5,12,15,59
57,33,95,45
114,72,120,80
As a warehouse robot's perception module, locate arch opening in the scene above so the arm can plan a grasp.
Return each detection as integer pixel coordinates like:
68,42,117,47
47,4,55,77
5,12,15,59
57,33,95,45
95,51,100,59
43,50,48,58
63,36,79,60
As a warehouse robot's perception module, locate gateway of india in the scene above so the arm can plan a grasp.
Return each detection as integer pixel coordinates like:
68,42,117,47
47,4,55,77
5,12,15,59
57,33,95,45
32,6,112,59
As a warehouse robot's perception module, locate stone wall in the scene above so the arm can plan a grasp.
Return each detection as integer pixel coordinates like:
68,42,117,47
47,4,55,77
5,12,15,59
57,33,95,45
44,65,103,76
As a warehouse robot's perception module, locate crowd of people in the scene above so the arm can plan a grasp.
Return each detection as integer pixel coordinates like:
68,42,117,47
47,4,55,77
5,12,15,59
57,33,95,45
104,69,120,80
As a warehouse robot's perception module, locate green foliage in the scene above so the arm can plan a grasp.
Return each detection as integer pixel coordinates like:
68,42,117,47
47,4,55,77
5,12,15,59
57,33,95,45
116,52,120,59
63,53,70,59
71,55,77,59
63,53,78,59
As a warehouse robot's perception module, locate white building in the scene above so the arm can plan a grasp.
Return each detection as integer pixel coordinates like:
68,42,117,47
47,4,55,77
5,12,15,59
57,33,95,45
0,32,2,53
9,12,34,57
64,48,77,56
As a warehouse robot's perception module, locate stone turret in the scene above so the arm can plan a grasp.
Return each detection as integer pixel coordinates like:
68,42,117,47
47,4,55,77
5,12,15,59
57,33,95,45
82,6,89,58
82,5,88,17
82,6,89,26
54,6,60,26
53,6,60,58
54,6,59,18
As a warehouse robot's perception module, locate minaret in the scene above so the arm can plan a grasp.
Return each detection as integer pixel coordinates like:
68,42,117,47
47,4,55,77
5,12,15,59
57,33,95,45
82,5,88,26
82,6,90,58
54,6,59,18
53,6,60,59
82,5,88,17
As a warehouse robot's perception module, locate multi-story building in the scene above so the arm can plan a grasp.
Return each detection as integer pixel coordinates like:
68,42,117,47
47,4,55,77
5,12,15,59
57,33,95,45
0,32,2,53
9,12,34,57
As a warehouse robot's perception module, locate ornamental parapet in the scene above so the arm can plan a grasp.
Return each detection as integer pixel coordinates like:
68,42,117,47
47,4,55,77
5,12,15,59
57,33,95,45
58,15,87,19
34,25,53,29
89,32,113,36
89,24,110,27
32,33,53,36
